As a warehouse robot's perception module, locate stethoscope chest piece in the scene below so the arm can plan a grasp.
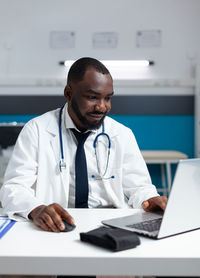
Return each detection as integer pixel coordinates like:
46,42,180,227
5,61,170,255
59,159,66,172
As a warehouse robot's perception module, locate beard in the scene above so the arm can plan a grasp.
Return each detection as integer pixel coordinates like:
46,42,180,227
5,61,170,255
71,98,107,130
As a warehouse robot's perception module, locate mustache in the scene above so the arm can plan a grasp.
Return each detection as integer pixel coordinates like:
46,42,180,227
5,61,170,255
87,111,108,115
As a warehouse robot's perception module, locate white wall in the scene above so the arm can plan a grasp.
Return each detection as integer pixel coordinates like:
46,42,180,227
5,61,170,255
0,0,199,81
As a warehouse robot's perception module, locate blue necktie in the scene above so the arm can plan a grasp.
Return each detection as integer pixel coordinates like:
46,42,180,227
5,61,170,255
72,129,90,208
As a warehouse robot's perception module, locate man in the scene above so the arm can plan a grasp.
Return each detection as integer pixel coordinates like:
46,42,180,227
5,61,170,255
0,57,167,232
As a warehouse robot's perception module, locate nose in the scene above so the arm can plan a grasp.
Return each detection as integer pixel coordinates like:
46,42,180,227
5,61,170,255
95,99,107,112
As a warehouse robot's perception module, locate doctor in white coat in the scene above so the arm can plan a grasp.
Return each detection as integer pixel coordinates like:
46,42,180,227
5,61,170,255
0,57,167,232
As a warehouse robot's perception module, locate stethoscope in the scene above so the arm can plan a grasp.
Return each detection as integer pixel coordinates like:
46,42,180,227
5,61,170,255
59,106,115,180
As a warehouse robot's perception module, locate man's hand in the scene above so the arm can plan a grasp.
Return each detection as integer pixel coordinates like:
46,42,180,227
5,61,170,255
28,203,75,232
142,196,167,212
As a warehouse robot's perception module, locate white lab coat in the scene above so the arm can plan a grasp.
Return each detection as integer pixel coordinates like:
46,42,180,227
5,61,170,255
0,105,158,219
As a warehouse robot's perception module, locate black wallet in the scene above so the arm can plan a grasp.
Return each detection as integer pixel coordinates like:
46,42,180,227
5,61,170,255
80,226,140,251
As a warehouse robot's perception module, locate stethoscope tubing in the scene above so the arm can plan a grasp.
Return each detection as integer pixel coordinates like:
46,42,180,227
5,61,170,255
59,105,64,161
58,105,113,179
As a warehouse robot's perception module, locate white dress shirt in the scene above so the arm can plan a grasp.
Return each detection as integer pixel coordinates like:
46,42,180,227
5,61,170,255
64,108,112,208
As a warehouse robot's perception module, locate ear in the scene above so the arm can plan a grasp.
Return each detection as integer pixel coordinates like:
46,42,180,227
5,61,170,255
64,85,72,102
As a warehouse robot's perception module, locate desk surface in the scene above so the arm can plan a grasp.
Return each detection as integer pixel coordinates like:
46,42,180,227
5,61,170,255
0,208,200,276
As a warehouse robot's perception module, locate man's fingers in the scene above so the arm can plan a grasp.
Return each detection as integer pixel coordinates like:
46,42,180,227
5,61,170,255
40,212,61,232
43,203,75,231
157,196,167,210
53,203,75,225
33,211,59,232
29,203,74,232
153,196,167,210
142,201,149,210
35,218,51,232
60,211,75,225
142,196,168,212
41,204,66,231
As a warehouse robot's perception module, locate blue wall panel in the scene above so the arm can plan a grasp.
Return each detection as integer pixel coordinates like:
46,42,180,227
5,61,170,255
0,115,38,123
110,115,194,192
110,115,194,158
0,114,194,157
0,114,194,193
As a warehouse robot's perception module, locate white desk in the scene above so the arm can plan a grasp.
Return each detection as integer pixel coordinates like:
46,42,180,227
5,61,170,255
0,209,200,277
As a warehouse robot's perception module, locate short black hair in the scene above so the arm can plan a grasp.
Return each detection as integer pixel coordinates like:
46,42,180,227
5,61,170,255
67,57,111,85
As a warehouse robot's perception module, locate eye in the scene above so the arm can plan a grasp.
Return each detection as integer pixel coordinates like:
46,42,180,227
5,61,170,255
105,96,111,101
87,95,97,100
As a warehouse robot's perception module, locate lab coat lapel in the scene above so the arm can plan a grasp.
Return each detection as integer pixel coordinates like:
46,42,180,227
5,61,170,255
50,135,69,195
45,111,60,167
46,113,69,202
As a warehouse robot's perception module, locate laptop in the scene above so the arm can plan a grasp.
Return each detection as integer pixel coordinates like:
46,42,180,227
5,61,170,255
102,158,200,239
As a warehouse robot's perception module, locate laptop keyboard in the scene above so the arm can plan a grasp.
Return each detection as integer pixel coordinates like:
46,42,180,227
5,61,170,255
126,217,162,232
